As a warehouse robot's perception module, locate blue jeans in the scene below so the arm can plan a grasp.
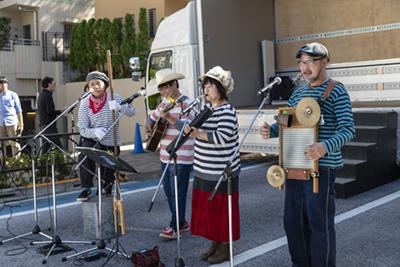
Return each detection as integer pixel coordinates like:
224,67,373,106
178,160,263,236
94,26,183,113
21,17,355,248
161,161,191,232
284,168,337,267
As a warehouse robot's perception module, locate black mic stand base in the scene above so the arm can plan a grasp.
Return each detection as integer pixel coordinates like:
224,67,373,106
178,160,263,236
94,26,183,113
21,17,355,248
175,257,185,267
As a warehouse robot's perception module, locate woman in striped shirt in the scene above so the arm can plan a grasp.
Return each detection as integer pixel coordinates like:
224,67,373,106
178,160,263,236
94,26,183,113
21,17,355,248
184,66,240,264
76,71,136,202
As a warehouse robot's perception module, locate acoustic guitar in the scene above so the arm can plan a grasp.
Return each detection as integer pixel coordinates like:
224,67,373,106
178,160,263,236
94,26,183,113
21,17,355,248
146,99,176,152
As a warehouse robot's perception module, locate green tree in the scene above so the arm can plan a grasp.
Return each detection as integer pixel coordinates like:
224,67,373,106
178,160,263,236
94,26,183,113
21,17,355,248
69,20,88,74
0,16,12,50
98,18,112,72
136,8,150,64
121,14,136,75
69,23,78,71
109,17,123,76
93,18,103,70
85,18,97,72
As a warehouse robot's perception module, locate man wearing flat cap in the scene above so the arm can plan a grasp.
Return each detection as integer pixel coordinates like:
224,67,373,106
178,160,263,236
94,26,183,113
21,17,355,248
0,76,24,157
144,68,195,239
260,42,355,266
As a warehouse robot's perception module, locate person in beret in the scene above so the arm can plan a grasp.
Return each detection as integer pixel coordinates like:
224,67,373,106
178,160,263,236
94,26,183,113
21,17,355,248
76,71,136,201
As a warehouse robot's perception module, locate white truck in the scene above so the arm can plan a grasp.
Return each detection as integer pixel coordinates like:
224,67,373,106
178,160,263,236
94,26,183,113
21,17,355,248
140,0,280,155
135,0,400,158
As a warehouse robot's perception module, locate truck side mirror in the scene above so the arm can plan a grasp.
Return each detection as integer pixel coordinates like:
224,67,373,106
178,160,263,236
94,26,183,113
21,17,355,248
129,57,140,71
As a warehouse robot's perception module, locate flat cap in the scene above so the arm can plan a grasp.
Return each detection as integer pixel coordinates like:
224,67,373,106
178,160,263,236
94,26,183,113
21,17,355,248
86,71,109,89
296,42,331,62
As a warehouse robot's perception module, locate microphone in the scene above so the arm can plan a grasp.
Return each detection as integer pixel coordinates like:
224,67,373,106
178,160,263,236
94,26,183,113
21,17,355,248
167,104,215,154
120,91,144,105
79,88,94,100
180,97,201,115
257,77,282,95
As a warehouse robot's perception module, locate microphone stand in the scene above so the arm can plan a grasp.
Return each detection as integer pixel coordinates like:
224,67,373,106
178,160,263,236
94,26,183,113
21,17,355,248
13,93,95,263
64,99,134,184
148,111,193,267
168,114,191,267
148,115,191,213
68,105,78,161
149,104,215,212
62,102,137,264
208,90,272,267
1,91,94,248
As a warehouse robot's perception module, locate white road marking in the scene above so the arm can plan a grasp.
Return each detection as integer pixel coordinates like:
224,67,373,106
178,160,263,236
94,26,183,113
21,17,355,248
212,190,400,266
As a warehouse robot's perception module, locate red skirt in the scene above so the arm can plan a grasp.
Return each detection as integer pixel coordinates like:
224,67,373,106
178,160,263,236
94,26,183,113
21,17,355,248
190,187,240,242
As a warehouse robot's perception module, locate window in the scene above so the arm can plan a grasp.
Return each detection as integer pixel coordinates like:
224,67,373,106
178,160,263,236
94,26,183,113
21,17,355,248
131,14,135,28
148,51,173,79
64,24,73,48
148,8,156,38
147,51,173,110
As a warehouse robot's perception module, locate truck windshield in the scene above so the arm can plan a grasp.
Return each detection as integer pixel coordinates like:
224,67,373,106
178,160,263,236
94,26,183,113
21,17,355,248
148,51,173,79
147,51,173,110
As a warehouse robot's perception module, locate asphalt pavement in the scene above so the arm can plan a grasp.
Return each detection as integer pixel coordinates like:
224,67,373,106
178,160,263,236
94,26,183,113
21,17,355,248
0,151,399,267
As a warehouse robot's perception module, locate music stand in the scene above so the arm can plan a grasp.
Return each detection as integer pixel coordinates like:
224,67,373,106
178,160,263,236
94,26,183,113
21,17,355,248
62,147,139,264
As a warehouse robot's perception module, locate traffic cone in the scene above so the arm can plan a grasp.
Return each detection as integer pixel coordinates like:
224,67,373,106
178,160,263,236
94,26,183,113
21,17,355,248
130,122,148,154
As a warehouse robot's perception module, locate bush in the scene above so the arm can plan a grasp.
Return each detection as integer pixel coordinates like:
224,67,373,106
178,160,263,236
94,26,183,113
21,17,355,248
0,150,77,189
68,10,150,81
0,16,12,50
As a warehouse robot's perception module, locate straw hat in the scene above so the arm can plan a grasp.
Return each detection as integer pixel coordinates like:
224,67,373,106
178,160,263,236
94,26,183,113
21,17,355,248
155,68,185,85
201,66,234,93
148,79,158,86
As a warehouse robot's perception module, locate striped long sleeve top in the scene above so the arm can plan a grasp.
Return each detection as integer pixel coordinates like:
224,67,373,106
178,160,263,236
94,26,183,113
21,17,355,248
78,93,136,146
193,103,241,181
270,79,355,169
149,96,195,164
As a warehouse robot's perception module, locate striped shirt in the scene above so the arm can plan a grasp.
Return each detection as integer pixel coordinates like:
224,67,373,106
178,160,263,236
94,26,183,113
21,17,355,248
78,93,136,146
193,103,241,181
270,79,355,168
149,96,195,164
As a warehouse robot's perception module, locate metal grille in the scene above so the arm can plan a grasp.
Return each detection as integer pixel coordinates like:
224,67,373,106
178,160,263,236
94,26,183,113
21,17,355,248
64,24,73,48
148,8,156,37
42,31,66,62
282,128,314,170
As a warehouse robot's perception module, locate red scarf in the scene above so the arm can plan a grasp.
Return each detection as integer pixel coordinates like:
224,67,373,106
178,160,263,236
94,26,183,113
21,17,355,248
89,92,107,114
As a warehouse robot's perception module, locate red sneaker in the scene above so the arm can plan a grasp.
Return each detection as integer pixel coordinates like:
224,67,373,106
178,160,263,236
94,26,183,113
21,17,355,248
159,227,182,239
181,221,190,232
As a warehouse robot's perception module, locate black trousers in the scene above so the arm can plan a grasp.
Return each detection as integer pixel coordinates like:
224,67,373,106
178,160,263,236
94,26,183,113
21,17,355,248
78,138,120,188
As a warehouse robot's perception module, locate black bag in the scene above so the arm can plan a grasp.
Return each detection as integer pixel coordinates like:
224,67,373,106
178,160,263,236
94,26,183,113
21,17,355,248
131,245,165,267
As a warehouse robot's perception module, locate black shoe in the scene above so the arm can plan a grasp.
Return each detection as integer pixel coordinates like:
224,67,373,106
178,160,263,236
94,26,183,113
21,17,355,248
77,190,91,202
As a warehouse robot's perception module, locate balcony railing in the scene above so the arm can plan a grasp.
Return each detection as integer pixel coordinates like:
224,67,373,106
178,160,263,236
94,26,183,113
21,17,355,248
1,38,40,52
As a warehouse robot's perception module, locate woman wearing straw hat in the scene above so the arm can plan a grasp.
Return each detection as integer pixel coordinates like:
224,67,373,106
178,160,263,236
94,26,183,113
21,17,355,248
76,71,136,201
184,66,240,264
